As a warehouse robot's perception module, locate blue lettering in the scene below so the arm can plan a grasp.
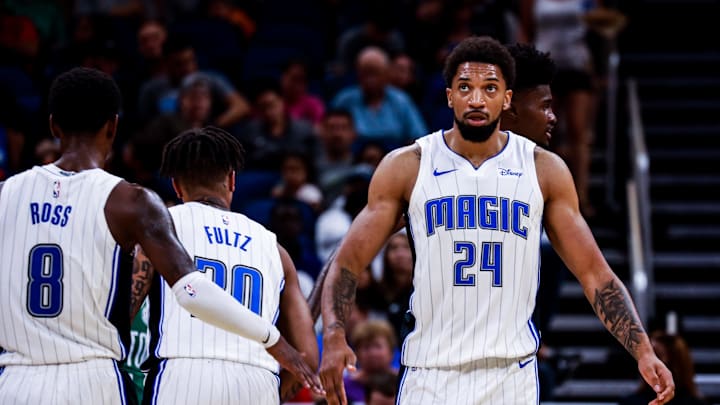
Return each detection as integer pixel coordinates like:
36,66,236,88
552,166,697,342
239,235,251,252
425,197,454,235
41,203,51,222
204,226,213,244
456,195,476,229
423,196,531,239
29,203,72,227
51,204,63,225
30,203,40,224
232,232,241,248
224,229,232,246
60,206,72,227
499,198,510,232
479,197,498,229
213,227,224,244
512,201,529,238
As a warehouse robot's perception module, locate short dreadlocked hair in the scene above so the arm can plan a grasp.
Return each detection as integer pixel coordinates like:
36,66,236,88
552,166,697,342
442,36,516,90
506,43,556,92
160,126,245,187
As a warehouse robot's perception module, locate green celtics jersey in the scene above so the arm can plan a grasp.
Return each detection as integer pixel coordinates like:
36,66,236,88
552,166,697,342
123,298,150,402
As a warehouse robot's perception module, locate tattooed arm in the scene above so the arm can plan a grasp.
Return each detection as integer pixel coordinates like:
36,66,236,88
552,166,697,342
130,245,154,319
319,145,419,405
538,148,675,404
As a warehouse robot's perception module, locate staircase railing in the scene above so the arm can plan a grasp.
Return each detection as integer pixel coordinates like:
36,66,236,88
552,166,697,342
626,78,654,325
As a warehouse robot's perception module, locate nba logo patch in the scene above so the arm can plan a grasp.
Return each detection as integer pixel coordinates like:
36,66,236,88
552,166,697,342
52,180,61,198
222,215,230,225
184,283,197,297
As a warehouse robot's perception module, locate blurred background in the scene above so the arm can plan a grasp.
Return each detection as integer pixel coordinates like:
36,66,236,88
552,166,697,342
0,0,717,403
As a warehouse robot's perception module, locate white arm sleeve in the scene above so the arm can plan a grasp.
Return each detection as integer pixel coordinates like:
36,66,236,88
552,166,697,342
171,272,280,348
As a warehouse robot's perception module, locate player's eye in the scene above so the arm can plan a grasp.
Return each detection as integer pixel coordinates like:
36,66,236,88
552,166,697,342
459,83,469,91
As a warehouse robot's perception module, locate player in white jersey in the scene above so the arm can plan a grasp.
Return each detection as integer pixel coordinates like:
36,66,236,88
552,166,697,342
134,127,318,405
319,36,675,404
0,67,322,405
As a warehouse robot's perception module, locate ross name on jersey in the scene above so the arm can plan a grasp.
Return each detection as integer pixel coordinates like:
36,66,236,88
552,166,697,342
203,226,252,251
30,202,72,227
425,195,530,238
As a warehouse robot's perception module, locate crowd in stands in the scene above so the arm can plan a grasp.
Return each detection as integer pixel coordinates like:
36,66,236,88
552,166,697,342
1,1,628,403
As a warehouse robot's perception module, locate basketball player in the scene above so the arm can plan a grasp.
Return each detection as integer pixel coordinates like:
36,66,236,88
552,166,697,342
0,67,321,405
136,127,318,405
319,36,674,404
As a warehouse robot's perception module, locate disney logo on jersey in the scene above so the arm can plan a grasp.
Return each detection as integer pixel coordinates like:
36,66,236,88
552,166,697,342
498,168,523,177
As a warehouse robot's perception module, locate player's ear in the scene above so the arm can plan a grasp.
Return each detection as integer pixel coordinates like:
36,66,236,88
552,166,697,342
503,90,512,111
106,114,119,139
228,170,236,193
48,114,64,139
446,88,452,108
171,178,183,200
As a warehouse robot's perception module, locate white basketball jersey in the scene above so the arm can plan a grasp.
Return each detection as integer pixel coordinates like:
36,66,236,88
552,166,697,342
0,164,127,365
402,130,544,367
149,202,283,372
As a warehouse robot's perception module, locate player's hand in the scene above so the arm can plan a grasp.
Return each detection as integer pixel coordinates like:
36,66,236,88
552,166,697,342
267,336,325,397
278,369,303,403
637,353,675,405
319,330,357,405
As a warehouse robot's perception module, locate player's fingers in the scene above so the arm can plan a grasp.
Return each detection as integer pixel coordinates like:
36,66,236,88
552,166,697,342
319,365,340,405
305,369,325,396
656,367,675,404
346,353,357,372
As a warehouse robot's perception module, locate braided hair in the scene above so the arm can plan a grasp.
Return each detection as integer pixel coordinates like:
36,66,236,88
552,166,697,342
160,126,245,187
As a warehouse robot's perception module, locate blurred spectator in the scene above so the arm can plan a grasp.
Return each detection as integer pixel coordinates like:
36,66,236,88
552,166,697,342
137,33,250,129
354,265,388,318
238,79,317,171
135,19,167,79
280,58,326,128
354,139,388,170
364,371,398,405
332,46,427,149
333,0,406,78
314,164,373,266
619,331,709,405
388,52,423,105
316,108,358,206
379,231,414,344
0,74,35,179
269,198,322,279
74,0,145,18
124,76,213,200
271,151,324,213
519,0,602,217
344,319,399,404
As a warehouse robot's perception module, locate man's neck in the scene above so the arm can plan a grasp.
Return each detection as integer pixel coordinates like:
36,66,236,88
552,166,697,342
186,190,231,211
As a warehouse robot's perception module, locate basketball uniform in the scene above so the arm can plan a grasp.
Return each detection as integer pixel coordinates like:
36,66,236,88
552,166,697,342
123,298,150,403
144,202,284,405
398,130,544,404
0,164,136,404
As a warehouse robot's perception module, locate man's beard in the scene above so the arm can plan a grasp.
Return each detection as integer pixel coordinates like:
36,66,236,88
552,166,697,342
454,115,500,143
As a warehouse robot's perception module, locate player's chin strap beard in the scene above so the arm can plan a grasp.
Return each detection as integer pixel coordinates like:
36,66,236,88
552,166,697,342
196,196,229,211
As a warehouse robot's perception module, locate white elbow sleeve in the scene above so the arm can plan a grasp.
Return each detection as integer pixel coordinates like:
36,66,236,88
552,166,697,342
171,272,280,348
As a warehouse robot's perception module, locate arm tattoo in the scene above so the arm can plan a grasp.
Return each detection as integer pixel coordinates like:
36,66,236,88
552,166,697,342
130,257,153,319
328,267,357,332
593,280,645,356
